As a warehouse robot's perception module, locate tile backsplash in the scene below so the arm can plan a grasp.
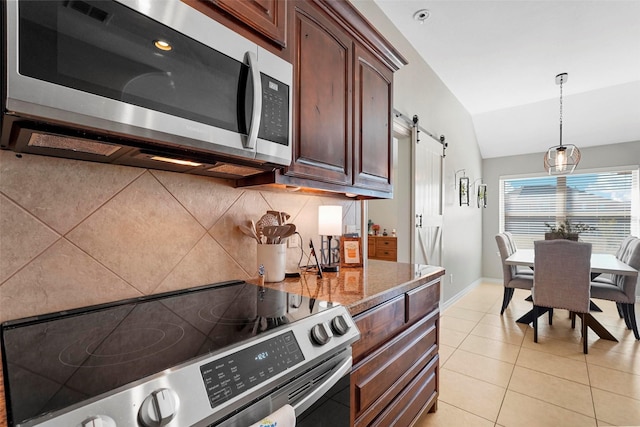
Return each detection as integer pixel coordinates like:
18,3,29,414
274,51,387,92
0,151,358,322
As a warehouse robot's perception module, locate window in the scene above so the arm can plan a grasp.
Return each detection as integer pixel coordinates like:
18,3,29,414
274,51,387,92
500,167,639,253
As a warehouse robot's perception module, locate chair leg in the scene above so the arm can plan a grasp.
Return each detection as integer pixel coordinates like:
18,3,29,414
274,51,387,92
548,308,553,325
616,302,624,319
533,305,539,343
621,303,633,330
570,311,576,329
581,313,588,354
500,287,515,315
623,303,640,340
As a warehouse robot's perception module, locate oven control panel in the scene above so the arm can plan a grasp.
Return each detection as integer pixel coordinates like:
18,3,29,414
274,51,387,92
200,331,304,408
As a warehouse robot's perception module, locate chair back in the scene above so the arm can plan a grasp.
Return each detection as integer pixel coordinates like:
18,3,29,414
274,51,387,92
533,239,592,313
504,232,518,253
613,237,640,301
495,233,516,283
616,235,636,259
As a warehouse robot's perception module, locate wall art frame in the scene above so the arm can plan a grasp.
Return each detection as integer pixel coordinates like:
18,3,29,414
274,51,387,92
459,176,470,206
340,237,362,267
477,183,487,208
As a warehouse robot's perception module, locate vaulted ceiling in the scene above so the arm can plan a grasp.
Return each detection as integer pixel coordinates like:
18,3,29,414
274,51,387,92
373,0,640,159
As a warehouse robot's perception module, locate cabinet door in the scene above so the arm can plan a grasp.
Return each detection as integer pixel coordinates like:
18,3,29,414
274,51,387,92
210,0,287,47
367,236,376,258
288,1,352,186
353,45,393,192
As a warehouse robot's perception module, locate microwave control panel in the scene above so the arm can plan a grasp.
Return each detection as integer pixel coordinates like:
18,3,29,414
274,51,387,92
258,73,290,146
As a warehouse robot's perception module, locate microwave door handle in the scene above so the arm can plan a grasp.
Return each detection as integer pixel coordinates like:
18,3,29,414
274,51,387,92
244,51,261,150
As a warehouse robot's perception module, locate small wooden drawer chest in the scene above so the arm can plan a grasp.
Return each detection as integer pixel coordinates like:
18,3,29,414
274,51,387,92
368,236,397,261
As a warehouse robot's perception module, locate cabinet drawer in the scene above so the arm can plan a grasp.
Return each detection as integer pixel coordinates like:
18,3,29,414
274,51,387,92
405,279,440,323
352,296,404,362
352,311,438,422
376,237,397,249
372,354,439,427
375,248,397,261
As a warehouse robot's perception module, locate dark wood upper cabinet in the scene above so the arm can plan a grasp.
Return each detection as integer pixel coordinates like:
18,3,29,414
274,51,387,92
202,0,408,198
283,0,407,198
353,44,393,192
209,0,287,48
288,0,352,186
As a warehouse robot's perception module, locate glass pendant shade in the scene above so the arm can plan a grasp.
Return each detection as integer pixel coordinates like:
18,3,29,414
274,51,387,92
544,73,580,175
544,143,581,175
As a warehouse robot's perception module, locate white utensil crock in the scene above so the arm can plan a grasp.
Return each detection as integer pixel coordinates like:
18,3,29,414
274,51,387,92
257,243,286,282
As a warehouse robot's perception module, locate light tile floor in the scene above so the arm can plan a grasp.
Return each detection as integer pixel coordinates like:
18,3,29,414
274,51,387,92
415,282,640,427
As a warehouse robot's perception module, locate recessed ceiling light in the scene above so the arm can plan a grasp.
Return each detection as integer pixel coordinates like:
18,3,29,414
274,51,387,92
413,9,431,24
154,39,172,51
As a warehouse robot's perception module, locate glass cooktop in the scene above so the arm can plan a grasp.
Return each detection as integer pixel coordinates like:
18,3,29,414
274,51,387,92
1,280,331,426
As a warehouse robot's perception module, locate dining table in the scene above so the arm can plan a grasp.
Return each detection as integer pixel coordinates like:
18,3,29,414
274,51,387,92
505,249,639,342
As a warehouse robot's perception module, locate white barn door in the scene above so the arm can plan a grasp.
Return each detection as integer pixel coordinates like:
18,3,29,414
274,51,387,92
411,123,444,266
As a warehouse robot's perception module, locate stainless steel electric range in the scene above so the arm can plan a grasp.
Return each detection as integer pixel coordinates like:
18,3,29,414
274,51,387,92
1,280,359,426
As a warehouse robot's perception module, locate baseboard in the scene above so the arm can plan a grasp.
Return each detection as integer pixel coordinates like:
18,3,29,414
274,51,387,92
441,278,500,311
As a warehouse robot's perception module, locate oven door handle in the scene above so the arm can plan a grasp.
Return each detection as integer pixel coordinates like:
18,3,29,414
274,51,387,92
292,354,352,416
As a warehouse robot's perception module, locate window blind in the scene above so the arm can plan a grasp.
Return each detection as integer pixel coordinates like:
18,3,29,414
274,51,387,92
499,168,639,253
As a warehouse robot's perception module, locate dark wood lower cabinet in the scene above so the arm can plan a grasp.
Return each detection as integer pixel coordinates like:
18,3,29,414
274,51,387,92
351,278,440,426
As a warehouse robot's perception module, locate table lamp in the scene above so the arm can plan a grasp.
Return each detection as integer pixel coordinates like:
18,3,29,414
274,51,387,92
318,205,342,272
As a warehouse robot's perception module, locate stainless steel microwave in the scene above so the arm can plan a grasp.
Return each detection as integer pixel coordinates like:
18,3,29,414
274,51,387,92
1,0,292,175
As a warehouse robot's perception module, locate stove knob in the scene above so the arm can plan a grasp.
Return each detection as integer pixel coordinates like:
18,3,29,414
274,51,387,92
310,323,332,345
139,388,179,427
80,416,116,427
331,314,350,336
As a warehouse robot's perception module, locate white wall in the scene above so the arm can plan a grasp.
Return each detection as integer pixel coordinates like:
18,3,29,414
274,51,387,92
482,141,640,285
352,1,484,301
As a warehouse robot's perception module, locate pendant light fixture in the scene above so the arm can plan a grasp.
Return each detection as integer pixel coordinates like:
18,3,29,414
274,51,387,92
544,73,581,174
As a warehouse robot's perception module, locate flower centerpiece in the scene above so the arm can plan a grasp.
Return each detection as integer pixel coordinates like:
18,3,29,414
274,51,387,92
544,219,596,241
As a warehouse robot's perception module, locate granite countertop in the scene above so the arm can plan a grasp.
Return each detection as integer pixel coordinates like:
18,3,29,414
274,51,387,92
249,260,445,316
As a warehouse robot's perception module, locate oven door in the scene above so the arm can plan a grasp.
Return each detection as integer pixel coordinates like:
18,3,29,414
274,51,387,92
296,370,351,427
215,348,352,427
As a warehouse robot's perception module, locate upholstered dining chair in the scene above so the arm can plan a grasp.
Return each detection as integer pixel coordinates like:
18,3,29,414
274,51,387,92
495,233,534,315
504,232,534,276
592,235,636,286
532,239,592,354
591,235,637,319
590,237,640,340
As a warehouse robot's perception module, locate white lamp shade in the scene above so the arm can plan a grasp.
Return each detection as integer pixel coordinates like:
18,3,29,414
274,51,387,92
318,205,342,236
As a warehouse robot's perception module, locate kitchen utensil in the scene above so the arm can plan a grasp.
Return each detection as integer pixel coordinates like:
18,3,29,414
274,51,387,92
261,226,280,244
261,225,296,244
257,213,279,227
267,210,283,225
256,214,279,239
250,220,263,244
239,224,261,244
266,211,291,225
